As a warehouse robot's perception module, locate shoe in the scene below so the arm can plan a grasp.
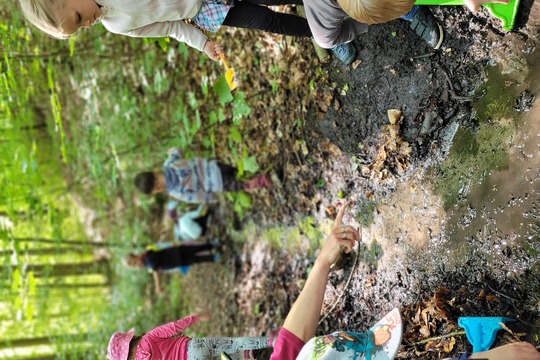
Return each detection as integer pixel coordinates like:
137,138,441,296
331,42,357,65
408,6,444,50
244,174,273,190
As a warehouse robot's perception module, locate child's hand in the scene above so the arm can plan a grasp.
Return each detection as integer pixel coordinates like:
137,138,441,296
198,313,211,322
204,40,224,61
318,200,360,268
464,0,509,12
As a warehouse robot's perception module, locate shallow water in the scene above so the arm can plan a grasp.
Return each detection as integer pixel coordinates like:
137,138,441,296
442,54,540,272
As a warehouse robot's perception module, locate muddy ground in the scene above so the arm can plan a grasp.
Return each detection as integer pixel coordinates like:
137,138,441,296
181,2,540,359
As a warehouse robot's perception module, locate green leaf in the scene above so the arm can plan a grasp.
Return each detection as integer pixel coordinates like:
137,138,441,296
214,75,233,105
338,190,344,199
232,91,250,124
228,127,242,143
157,37,170,52
242,156,259,174
208,111,217,125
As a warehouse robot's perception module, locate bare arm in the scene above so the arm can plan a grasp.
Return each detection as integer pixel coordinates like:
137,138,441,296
469,342,540,360
282,202,360,342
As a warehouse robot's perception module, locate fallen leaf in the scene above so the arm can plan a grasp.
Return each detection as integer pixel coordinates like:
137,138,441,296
388,109,402,125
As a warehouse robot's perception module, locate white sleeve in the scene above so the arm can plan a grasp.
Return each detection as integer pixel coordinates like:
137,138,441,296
123,21,208,51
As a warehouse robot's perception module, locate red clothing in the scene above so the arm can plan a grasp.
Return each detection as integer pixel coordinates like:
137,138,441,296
134,315,198,360
270,328,305,360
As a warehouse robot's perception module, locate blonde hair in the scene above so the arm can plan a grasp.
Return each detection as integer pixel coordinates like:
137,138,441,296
338,0,416,25
19,0,69,39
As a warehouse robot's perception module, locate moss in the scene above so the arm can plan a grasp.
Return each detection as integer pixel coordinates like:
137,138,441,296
358,240,384,269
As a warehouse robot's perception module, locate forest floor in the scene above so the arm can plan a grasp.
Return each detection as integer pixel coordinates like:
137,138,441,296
173,2,540,359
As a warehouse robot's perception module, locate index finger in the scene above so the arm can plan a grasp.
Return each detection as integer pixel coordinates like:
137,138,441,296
332,201,349,229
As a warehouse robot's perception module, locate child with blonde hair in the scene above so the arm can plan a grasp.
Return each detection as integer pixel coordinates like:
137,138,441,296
302,0,444,65
19,0,312,60
303,0,512,65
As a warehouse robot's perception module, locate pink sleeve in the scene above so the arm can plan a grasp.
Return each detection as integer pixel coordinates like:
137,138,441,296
146,315,199,338
270,328,306,360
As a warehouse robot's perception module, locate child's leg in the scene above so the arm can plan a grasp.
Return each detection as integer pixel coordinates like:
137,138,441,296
222,1,312,37
304,0,367,49
187,336,270,359
177,242,214,265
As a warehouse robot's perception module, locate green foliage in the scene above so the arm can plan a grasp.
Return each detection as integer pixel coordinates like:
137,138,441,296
358,240,384,269
214,75,234,105
354,197,378,227
226,191,252,220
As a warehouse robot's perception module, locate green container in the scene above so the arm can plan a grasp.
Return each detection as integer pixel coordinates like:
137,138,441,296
414,0,520,30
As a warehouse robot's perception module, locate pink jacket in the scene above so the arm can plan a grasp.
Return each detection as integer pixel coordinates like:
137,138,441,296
134,315,199,360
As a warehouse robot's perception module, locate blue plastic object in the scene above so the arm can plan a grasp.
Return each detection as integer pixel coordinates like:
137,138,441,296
458,317,515,353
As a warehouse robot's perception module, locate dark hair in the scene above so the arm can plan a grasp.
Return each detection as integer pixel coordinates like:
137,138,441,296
134,172,156,194
127,335,143,360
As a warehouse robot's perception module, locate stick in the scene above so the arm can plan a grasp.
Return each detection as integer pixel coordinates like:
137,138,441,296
404,331,466,347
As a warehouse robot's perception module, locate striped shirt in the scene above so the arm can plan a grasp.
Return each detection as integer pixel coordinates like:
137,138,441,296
163,148,223,203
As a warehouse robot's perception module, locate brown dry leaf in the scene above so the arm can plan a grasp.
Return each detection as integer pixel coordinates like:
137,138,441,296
388,109,402,125
443,337,456,353
334,99,340,110
399,142,412,156
387,124,399,139
478,289,486,299
419,325,431,338
352,59,362,69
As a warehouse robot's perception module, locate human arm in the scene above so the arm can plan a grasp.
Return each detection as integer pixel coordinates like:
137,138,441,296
468,342,540,360
119,21,208,52
282,202,360,342
167,200,180,223
464,0,509,12
145,315,200,338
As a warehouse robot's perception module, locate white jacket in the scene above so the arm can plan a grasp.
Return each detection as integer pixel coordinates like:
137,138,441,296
97,0,208,51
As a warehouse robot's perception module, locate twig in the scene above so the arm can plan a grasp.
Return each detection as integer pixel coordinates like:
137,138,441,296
404,331,466,347
411,52,436,60
318,248,360,325
486,284,519,303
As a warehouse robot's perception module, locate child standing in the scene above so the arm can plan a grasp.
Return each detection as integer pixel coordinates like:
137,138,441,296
19,0,312,60
107,314,276,360
124,241,220,293
134,147,272,204
303,0,444,65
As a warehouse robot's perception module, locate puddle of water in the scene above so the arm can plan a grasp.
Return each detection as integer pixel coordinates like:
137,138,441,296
440,53,540,269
